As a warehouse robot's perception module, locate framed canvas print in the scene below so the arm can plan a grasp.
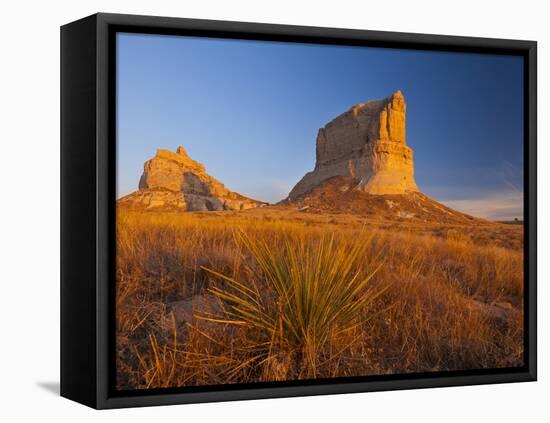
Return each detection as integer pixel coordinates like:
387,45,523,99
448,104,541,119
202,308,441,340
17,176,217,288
60,13,537,409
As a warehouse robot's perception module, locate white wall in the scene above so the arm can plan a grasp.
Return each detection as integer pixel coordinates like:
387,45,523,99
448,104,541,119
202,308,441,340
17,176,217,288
1,0,547,421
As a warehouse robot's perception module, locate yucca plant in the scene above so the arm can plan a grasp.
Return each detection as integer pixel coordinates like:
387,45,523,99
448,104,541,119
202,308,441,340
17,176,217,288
200,230,386,376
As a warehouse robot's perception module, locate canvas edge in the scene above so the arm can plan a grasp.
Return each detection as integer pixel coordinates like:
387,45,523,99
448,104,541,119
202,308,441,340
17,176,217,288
60,14,99,409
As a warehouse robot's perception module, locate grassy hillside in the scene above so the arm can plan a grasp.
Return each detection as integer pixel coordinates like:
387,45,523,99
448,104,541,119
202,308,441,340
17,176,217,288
115,207,524,390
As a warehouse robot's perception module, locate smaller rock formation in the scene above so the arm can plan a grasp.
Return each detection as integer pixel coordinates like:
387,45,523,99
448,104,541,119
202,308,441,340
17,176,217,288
118,146,265,211
289,90,419,199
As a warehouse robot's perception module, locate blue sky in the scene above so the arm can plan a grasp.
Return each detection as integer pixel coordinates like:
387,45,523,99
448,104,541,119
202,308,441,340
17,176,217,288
117,33,524,220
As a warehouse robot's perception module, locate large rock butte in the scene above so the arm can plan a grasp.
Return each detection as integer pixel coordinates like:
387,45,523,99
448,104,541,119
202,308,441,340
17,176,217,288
118,146,265,211
289,90,419,198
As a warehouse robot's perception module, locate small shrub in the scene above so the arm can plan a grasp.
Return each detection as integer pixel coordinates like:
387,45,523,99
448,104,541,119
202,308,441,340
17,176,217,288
200,230,386,376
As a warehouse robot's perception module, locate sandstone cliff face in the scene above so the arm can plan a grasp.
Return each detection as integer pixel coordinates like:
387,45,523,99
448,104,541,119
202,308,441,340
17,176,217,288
119,146,264,211
289,90,418,198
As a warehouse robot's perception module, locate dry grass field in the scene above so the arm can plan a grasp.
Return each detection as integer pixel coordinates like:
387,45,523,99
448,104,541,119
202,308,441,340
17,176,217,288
115,206,524,390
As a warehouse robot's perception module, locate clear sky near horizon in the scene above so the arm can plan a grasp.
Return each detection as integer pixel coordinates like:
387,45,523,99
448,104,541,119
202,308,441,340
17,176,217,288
117,33,524,220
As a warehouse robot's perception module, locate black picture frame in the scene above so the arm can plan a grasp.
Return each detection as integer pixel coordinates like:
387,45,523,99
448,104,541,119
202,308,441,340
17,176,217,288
60,12,537,409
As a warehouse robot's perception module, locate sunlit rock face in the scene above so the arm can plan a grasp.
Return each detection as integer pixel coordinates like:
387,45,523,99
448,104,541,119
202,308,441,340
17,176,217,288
120,146,265,211
289,90,418,198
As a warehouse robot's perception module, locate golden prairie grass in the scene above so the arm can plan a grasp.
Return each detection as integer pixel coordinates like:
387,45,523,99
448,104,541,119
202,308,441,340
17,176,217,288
200,230,387,378
115,209,524,390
